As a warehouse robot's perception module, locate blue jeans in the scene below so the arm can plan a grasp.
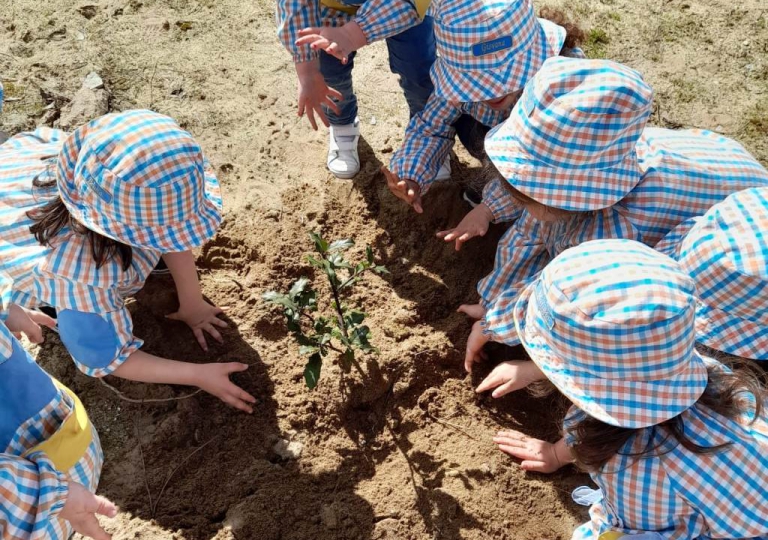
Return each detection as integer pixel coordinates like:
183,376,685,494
320,16,436,126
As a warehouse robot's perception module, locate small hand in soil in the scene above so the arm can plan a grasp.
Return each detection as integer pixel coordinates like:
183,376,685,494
166,299,228,352
382,166,423,213
436,203,493,251
464,320,489,372
60,481,118,540
457,303,486,320
475,360,544,398
5,304,57,343
296,22,366,64
493,431,563,473
195,362,256,413
295,59,342,130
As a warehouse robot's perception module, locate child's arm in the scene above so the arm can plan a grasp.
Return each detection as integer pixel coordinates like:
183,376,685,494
481,177,524,224
296,0,421,63
162,250,228,351
0,453,117,540
436,203,494,251
492,433,574,473
112,350,256,413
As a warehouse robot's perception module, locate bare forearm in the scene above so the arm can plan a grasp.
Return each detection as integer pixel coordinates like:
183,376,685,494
163,251,202,306
112,350,200,387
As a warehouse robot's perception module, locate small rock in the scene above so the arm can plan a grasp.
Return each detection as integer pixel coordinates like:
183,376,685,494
83,71,104,90
75,31,85,40
320,505,337,529
272,439,303,460
58,85,109,130
445,469,460,478
370,115,377,125
176,20,194,32
480,462,492,476
77,5,98,19
380,145,393,153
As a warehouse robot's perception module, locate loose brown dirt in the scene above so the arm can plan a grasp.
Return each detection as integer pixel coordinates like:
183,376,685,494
1,0,766,538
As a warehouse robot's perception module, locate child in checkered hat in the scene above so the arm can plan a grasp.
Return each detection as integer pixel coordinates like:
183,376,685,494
0,273,117,540
656,187,768,363
491,239,768,540
277,0,435,179
461,57,768,380
381,0,586,215
0,110,257,414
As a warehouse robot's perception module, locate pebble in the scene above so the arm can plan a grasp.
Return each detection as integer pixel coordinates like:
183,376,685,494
272,438,303,460
370,115,377,125
83,71,104,90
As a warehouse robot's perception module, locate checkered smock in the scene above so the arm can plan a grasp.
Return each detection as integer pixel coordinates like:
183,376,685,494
0,278,103,540
0,128,160,377
563,405,768,540
480,128,768,345
277,0,422,63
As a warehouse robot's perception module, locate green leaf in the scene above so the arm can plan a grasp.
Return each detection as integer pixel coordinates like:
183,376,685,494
327,253,353,269
366,245,374,264
299,345,319,356
304,353,322,389
328,239,354,253
288,277,310,299
309,232,329,254
262,291,298,311
351,325,375,351
306,254,324,269
372,265,389,275
344,310,366,327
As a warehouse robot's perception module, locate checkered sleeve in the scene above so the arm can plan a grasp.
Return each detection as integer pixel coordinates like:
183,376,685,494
355,0,420,43
276,0,322,63
390,97,463,194
482,177,523,223
0,453,69,540
653,218,697,259
57,308,143,378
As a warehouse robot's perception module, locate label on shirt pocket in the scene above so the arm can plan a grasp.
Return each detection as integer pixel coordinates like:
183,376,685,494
472,36,513,57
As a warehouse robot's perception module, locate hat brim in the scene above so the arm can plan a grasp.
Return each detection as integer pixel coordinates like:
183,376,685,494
431,21,560,103
514,282,709,428
61,166,222,252
486,121,643,211
695,301,768,361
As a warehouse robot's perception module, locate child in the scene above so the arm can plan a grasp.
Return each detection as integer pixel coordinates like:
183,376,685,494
1,273,118,540
277,0,435,179
459,57,768,375
490,239,768,539
382,0,584,212
655,187,768,362
0,110,256,413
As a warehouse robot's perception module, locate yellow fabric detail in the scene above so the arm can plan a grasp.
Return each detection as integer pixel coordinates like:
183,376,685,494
320,0,359,15
24,380,92,472
414,0,431,18
598,533,626,540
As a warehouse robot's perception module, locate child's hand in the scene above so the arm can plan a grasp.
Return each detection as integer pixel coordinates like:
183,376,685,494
436,203,493,251
166,300,228,352
195,362,256,414
475,360,545,398
60,481,118,540
5,304,57,344
464,320,489,372
493,431,563,473
295,60,342,130
382,166,423,213
296,21,367,64
457,303,486,320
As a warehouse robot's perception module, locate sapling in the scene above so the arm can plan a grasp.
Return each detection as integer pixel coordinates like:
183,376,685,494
263,232,387,389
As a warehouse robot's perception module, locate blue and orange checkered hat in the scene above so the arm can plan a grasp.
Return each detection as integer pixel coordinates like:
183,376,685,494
514,239,708,428
486,57,653,211
56,110,222,252
658,188,768,360
0,81,4,112
430,0,565,103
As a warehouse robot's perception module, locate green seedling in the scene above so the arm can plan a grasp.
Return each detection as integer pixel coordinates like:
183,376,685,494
263,232,388,389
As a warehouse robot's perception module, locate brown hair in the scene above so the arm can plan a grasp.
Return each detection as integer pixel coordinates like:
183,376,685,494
27,175,133,271
566,360,768,472
539,7,586,53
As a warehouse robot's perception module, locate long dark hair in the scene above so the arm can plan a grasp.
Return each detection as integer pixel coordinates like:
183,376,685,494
27,175,133,271
539,7,586,53
565,360,768,472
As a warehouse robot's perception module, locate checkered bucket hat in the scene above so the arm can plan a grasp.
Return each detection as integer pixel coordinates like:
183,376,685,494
660,188,768,360
0,81,4,112
486,57,653,211
514,239,708,428
56,109,222,252
430,0,566,102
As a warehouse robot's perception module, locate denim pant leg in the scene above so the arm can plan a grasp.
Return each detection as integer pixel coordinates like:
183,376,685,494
385,16,436,117
319,50,358,126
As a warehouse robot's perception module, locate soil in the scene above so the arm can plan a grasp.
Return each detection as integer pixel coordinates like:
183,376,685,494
1,0,766,539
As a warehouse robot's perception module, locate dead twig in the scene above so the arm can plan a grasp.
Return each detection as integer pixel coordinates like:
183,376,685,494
131,415,154,515
99,378,202,404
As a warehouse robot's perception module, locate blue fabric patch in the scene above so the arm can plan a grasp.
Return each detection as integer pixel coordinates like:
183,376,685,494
472,36,512,57
534,282,556,330
58,309,120,369
83,170,113,203
0,338,57,451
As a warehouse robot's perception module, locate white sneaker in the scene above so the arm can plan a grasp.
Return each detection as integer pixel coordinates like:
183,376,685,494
434,157,451,181
327,118,360,179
